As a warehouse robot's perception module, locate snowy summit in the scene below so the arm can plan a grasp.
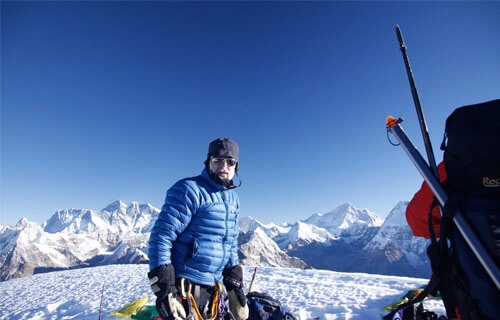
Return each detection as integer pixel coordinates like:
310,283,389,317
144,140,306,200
0,264,445,320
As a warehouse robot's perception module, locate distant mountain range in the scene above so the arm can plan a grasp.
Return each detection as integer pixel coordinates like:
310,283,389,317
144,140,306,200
0,200,431,282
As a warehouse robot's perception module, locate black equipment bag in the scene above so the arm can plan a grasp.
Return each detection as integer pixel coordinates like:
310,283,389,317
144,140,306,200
246,292,297,320
440,99,500,198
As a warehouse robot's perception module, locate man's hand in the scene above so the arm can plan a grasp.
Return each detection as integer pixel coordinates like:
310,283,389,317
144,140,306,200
148,264,186,320
156,292,186,320
223,265,249,320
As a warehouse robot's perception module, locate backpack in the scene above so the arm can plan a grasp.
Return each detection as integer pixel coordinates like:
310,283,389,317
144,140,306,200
440,99,500,198
246,292,297,320
387,99,500,320
438,99,500,319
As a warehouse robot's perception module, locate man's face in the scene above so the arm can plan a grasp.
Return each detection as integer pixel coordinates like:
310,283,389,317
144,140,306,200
209,157,237,181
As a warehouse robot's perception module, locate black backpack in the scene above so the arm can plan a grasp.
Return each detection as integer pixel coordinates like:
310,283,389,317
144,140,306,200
441,98,500,266
440,99,500,198
246,292,297,320
386,99,500,320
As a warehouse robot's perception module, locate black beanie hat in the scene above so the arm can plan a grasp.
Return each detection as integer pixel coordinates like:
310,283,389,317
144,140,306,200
207,138,239,159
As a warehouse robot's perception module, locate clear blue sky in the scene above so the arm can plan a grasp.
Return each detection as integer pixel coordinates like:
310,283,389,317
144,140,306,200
1,1,499,226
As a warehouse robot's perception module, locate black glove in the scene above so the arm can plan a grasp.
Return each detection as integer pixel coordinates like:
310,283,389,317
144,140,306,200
223,265,249,320
148,264,186,320
223,265,246,306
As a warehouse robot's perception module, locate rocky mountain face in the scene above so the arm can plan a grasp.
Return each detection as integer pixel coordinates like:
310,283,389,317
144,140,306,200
238,228,307,269
344,201,429,276
0,200,431,282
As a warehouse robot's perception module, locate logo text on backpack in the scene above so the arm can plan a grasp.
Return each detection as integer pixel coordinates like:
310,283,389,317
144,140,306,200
483,177,500,187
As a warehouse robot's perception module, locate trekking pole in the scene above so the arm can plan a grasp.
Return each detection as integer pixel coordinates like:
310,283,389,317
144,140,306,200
248,267,258,293
395,25,438,178
386,116,500,291
98,283,105,320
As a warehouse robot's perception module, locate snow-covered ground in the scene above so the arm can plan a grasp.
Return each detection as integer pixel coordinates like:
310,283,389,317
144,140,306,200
0,265,444,320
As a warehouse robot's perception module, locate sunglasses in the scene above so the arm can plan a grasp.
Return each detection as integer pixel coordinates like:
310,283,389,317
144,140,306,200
210,157,238,167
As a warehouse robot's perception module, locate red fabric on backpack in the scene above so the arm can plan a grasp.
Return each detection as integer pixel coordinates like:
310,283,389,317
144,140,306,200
406,162,447,239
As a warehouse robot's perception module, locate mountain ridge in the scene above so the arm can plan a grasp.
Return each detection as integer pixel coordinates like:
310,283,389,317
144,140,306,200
0,200,430,282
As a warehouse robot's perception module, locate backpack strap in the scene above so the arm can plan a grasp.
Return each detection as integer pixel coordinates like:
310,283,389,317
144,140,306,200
433,198,460,319
383,200,442,320
487,205,500,265
440,196,488,320
384,196,475,320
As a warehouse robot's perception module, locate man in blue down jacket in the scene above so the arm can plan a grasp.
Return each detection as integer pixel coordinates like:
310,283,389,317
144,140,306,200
148,138,248,320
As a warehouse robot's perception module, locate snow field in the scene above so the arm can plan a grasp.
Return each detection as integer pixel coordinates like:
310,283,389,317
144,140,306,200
0,264,444,320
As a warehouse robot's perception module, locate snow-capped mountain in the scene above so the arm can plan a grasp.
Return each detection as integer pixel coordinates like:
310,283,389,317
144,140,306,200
304,202,383,235
0,201,155,281
273,221,338,250
0,200,431,282
241,202,430,278
350,201,430,276
239,216,290,239
238,228,307,269
42,200,158,234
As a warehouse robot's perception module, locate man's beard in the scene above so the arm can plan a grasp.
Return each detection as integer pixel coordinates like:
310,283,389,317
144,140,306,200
210,171,234,188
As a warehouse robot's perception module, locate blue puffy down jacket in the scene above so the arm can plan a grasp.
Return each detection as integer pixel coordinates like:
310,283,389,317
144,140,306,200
148,168,240,286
